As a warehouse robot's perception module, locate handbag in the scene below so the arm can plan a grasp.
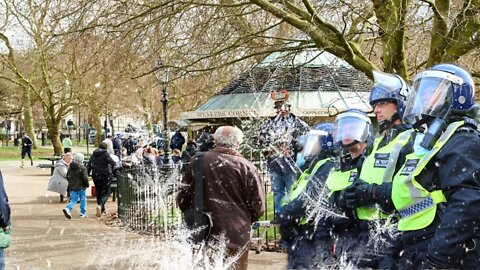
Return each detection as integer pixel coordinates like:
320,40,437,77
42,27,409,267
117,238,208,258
183,152,213,244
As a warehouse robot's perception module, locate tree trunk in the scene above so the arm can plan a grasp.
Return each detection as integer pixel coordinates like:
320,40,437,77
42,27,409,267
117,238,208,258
46,119,62,155
109,118,115,136
94,113,103,147
22,85,38,149
139,92,153,138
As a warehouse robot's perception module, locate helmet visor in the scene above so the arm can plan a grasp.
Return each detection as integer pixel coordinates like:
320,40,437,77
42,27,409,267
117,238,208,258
403,70,462,123
333,112,371,145
302,130,328,158
373,71,409,97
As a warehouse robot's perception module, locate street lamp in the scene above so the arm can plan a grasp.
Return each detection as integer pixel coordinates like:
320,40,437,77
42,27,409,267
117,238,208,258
154,58,171,165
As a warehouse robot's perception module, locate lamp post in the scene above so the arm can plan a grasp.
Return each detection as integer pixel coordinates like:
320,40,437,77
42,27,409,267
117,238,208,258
154,58,171,165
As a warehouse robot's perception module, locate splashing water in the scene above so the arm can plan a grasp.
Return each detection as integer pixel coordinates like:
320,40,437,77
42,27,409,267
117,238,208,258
104,164,244,269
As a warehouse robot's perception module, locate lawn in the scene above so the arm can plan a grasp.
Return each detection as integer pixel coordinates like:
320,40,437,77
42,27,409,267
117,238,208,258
0,146,56,161
257,193,281,242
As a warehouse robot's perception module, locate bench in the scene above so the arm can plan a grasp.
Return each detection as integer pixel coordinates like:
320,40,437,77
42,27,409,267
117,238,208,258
37,164,55,175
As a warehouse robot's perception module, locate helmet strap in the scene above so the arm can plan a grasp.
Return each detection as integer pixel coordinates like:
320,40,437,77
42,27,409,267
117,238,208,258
378,112,400,134
342,140,360,150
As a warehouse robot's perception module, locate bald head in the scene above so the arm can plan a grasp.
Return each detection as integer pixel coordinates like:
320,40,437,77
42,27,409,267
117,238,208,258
213,126,244,149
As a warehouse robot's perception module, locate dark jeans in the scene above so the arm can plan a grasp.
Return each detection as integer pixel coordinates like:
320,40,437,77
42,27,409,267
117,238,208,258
21,147,32,160
93,177,111,212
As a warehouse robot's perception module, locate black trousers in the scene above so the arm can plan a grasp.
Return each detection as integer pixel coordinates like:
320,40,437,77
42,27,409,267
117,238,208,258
21,147,32,160
93,179,111,212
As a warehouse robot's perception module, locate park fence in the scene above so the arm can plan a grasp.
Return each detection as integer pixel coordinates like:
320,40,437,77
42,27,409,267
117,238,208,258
116,160,280,250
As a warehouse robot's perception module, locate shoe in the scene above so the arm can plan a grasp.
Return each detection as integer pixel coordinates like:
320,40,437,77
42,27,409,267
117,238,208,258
96,206,101,217
80,214,88,218
63,208,72,219
20,165,24,168
102,211,108,216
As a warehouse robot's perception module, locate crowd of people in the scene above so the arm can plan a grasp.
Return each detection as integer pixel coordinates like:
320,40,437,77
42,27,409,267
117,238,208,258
11,62,480,270
175,63,480,270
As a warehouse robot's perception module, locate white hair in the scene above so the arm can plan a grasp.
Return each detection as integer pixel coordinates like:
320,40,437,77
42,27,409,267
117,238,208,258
213,126,244,148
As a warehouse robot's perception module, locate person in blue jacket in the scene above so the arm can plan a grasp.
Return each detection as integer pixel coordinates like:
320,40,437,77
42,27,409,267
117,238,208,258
0,169,12,270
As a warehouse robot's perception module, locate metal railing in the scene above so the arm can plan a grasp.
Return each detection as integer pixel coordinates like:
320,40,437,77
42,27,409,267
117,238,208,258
116,160,280,250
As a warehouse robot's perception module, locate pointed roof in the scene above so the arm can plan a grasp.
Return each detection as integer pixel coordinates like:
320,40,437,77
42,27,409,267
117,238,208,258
181,50,372,120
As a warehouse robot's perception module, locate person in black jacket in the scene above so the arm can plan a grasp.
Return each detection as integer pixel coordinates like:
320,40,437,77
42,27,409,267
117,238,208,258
20,133,33,168
88,142,117,217
63,153,89,219
0,169,12,268
271,123,336,269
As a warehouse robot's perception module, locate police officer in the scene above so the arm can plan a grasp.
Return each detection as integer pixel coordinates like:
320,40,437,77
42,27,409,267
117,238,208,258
344,71,413,268
325,109,373,266
272,123,335,269
349,64,480,269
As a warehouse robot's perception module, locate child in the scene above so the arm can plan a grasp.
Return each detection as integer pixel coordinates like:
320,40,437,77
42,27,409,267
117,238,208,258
63,153,89,219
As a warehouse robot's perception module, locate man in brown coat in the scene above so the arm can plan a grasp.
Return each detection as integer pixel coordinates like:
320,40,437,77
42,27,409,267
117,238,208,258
177,126,265,270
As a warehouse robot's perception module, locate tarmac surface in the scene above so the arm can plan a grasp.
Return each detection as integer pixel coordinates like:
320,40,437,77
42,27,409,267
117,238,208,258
0,157,287,270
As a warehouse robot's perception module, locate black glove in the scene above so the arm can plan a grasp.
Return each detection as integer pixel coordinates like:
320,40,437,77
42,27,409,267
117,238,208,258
336,188,355,211
354,181,377,206
343,184,358,209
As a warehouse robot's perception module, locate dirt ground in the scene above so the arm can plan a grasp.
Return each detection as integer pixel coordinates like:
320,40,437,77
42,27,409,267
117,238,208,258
0,160,286,270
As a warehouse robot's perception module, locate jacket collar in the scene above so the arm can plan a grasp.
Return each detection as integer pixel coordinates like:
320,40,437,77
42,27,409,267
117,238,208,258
211,146,243,157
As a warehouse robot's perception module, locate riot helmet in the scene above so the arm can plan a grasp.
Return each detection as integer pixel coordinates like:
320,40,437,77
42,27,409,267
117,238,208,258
403,63,475,125
302,122,334,159
333,109,373,150
370,71,410,132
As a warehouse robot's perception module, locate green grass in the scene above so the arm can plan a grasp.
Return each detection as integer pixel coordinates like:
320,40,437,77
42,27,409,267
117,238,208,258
0,146,56,160
258,193,281,241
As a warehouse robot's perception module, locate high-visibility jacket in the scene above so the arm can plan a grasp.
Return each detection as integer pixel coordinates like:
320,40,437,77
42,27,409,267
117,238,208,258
356,129,413,220
282,158,331,225
391,121,464,231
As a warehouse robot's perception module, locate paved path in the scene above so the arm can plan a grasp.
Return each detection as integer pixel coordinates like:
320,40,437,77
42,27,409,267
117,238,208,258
0,161,286,269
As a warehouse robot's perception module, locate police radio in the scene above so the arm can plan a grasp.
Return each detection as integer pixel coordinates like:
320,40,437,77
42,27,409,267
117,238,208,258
420,107,451,150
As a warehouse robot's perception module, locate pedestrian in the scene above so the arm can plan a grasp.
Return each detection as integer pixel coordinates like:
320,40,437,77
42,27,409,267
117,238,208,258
325,109,372,267
170,130,185,151
387,64,479,269
62,134,73,154
198,134,215,151
113,133,122,157
177,126,265,270
102,134,114,155
181,139,197,164
343,71,413,269
87,142,117,217
143,146,157,168
63,153,89,219
47,152,73,202
20,133,33,168
123,135,136,155
171,149,183,168
257,99,309,214
272,123,336,269
0,169,12,270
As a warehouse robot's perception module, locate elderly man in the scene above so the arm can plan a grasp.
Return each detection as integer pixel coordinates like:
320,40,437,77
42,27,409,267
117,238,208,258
177,126,265,270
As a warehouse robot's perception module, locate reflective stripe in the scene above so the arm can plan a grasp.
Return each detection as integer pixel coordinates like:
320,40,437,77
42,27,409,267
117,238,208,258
382,129,413,183
397,190,445,218
402,122,463,206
